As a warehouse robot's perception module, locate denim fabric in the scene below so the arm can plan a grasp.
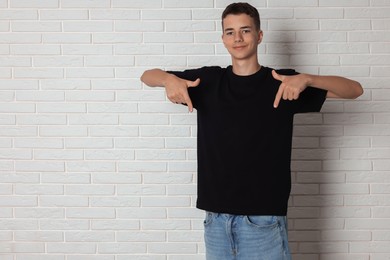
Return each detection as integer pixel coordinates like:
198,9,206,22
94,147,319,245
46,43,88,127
204,212,291,260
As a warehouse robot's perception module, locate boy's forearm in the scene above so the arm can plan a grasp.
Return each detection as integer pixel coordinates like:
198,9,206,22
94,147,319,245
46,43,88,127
140,69,174,87
305,74,363,99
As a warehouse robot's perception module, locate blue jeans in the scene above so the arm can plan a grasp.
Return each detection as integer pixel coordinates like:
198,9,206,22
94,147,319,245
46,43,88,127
204,212,291,260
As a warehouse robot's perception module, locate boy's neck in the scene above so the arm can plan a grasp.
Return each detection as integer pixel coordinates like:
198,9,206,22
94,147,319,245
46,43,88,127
231,59,261,76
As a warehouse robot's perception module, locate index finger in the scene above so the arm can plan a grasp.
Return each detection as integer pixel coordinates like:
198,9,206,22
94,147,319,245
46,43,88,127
183,93,194,113
273,84,284,108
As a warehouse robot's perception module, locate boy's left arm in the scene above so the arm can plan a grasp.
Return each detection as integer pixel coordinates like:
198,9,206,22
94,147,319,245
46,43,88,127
272,70,364,108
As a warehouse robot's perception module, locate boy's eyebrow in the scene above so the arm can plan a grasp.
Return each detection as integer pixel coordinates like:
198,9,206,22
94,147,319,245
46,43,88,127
224,25,252,32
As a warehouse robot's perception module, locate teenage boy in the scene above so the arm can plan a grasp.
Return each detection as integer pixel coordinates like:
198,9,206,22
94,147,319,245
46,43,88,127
141,3,363,260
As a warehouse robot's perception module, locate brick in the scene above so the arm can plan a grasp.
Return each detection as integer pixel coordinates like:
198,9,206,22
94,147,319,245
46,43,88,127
85,56,135,67
11,21,61,32
320,43,370,54
141,219,191,230
90,197,141,207
167,185,197,196
40,196,89,207
11,44,61,55
47,243,96,254
113,0,162,8
294,8,344,18
65,231,115,242
319,0,369,6
345,8,390,18
120,114,168,125
14,208,64,219
0,33,41,43
41,173,90,184
43,34,91,44
0,102,35,112
40,79,90,90
148,242,197,254
97,243,146,254
144,33,193,43
136,150,186,160
63,21,113,32
68,114,118,125
115,138,164,149
115,44,163,55
350,242,390,253
117,208,166,220
61,0,110,8
90,10,139,20
92,172,142,185
17,115,66,125
0,10,38,20
0,56,31,66
85,149,134,160
0,242,45,253
10,0,58,8
142,173,193,184
0,219,39,230
66,68,115,79
292,148,339,160
269,0,318,7
117,90,165,101
40,10,88,20
140,126,191,137
66,208,115,219
33,56,83,67
116,231,166,242
14,68,64,79
66,161,116,172
67,256,113,260
142,10,191,20
89,126,138,137
65,138,113,149
168,162,197,172
115,21,164,32
165,44,215,55
14,184,63,195
92,80,142,90
0,126,37,136
92,220,140,230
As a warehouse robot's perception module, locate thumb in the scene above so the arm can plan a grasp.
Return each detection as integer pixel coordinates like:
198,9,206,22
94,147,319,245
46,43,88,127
272,70,283,82
187,78,200,88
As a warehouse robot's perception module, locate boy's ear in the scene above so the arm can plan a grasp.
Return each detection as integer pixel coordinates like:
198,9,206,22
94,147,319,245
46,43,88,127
257,30,263,44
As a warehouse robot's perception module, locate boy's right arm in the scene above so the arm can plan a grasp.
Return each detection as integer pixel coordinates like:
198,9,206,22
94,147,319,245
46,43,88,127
140,69,200,113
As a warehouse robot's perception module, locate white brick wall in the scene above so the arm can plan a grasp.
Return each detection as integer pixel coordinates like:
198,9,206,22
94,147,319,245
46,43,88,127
0,0,389,259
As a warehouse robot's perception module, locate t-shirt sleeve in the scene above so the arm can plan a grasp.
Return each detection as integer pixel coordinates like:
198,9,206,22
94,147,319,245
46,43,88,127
276,69,327,114
293,86,327,113
166,68,206,110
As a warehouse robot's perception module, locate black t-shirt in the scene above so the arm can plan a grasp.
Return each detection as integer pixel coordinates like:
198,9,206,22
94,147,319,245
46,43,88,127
168,66,327,215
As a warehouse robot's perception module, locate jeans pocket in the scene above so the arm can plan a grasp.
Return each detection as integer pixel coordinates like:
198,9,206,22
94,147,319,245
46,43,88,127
203,211,214,226
245,215,279,229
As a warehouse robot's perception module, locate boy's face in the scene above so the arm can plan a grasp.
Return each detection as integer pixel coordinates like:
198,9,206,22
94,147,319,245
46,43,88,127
222,13,263,62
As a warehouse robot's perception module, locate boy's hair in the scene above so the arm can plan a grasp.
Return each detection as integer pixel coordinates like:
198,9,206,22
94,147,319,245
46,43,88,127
222,2,261,31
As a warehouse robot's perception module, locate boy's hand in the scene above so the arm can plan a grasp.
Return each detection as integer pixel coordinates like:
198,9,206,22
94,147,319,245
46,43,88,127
165,75,200,112
272,70,309,108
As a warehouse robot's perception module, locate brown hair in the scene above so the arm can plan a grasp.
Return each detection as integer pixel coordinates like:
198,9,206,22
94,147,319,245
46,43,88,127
222,2,261,31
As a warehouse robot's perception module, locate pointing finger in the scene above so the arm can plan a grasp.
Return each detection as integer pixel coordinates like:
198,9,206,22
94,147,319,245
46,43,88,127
184,94,194,113
273,84,284,108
